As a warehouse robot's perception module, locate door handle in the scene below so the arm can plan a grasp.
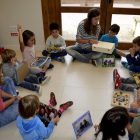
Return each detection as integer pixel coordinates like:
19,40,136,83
109,0,112,4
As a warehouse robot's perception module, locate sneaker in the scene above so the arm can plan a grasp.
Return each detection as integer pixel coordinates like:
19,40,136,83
115,76,121,89
57,57,65,63
60,101,73,110
41,76,51,85
36,86,42,96
113,69,120,83
92,59,97,66
16,90,19,95
48,63,54,69
49,92,57,107
121,61,129,68
72,57,77,62
36,72,45,78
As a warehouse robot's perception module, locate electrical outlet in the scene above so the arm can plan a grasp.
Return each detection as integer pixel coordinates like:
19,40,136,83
9,26,17,32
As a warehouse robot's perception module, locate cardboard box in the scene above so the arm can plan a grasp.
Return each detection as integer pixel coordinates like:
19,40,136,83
15,62,29,85
92,41,115,54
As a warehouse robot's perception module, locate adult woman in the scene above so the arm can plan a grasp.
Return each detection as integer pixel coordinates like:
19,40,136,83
66,8,103,66
0,64,21,127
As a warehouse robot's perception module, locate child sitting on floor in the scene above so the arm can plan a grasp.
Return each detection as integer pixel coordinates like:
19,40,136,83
17,24,53,78
99,24,126,58
121,36,140,73
94,106,129,140
42,23,67,63
1,49,51,95
17,92,73,140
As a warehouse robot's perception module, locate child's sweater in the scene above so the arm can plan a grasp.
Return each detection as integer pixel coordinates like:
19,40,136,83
2,61,20,79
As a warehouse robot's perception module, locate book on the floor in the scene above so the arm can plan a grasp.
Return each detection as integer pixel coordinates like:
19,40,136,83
111,91,130,107
133,74,140,88
15,62,29,85
92,41,115,54
36,102,58,127
102,55,115,67
31,57,49,67
72,110,93,139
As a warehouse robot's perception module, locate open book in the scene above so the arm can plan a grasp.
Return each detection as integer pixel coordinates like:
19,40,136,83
36,102,58,127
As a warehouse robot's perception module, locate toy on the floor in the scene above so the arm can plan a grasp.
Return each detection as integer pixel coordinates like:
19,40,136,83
72,110,93,139
133,74,140,88
15,62,29,85
31,57,49,67
92,41,115,54
102,55,115,67
36,102,57,127
111,91,130,107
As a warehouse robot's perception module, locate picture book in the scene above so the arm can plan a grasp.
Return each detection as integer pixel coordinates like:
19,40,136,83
111,91,130,107
102,55,115,67
72,111,93,139
15,62,29,85
92,41,115,54
48,47,62,54
133,74,140,88
36,102,58,127
31,57,49,67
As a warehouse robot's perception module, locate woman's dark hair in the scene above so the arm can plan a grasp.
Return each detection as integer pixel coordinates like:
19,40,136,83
95,106,129,140
84,8,101,35
49,23,60,31
22,30,36,46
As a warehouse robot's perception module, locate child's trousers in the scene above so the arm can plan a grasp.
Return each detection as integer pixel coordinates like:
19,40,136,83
42,50,67,59
126,54,140,72
119,77,137,91
0,76,19,128
29,58,51,77
13,76,40,91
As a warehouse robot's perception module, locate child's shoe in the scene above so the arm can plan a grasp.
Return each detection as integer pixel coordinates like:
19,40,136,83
49,92,57,107
36,86,42,96
36,72,45,78
121,61,130,69
60,101,73,110
41,76,51,85
57,57,65,63
16,90,19,95
92,59,97,66
48,63,54,69
113,69,120,83
115,77,121,89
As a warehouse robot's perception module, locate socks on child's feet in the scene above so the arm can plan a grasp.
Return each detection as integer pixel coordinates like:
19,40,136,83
121,61,130,69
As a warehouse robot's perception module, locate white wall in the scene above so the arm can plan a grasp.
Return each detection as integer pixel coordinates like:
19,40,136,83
0,0,45,50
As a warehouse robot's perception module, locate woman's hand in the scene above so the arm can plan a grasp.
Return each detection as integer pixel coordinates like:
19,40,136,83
90,40,99,45
23,59,27,63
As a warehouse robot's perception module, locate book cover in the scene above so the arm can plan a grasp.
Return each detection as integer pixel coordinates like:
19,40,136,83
72,111,93,139
15,62,29,85
102,55,115,67
31,57,49,67
111,91,130,107
36,102,58,127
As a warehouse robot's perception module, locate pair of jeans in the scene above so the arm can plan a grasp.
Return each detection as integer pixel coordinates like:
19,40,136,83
66,45,103,63
0,76,19,128
42,49,67,59
13,76,40,91
126,54,140,72
128,109,138,140
119,77,137,91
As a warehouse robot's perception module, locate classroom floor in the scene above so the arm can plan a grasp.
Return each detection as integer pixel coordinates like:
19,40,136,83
0,50,134,140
